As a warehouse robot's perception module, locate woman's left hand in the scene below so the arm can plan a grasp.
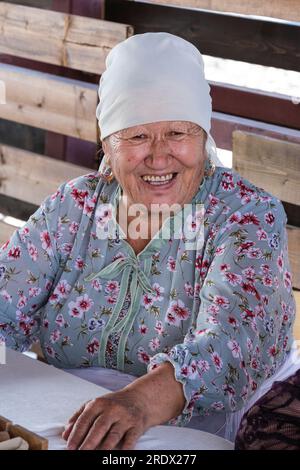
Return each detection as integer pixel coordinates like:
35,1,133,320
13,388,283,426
62,388,149,450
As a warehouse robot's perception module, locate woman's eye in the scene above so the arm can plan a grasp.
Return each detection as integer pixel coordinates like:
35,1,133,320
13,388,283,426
170,131,183,136
132,134,146,140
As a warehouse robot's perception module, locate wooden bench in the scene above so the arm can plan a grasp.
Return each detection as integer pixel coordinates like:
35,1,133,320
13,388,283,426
233,131,300,340
0,1,133,246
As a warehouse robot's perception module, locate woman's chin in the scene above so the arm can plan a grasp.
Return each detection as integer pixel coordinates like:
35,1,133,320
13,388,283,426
140,195,183,213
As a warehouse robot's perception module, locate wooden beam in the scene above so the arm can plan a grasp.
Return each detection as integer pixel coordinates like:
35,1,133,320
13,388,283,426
282,202,300,229
143,0,300,23
0,194,37,221
287,226,300,291
8,423,48,450
212,112,300,151
0,63,98,141
0,2,133,74
210,83,300,131
46,0,104,169
232,131,300,206
106,1,300,72
4,0,52,7
0,144,90,206
0,54,100,84
51,0,72,13
61,0,103,18
65,137,98,169
4,71,300,150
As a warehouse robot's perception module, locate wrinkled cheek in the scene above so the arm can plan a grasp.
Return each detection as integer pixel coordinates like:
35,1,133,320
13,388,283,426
121,176,142,198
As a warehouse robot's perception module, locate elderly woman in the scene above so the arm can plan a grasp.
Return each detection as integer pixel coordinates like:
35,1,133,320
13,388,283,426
0,33,297,450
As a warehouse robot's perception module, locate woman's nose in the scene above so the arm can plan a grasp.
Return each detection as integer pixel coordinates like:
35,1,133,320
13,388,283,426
145,139,172,167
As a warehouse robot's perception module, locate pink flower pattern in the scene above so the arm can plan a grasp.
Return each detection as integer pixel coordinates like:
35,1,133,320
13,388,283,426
0,169,295,427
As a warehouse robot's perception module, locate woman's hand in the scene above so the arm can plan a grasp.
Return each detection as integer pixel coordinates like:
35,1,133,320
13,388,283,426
62,388,149,450
62,362,185,450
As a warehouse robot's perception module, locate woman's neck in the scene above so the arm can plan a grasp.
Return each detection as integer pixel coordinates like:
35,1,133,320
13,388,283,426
116,196,166,255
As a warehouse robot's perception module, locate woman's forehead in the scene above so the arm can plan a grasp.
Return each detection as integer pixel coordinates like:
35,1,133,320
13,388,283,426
116,121,202,136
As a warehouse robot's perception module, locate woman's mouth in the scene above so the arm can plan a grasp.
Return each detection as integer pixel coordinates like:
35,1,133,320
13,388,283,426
141,173,178,187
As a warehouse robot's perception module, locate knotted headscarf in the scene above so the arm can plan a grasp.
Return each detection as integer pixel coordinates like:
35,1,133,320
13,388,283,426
96,32,222,166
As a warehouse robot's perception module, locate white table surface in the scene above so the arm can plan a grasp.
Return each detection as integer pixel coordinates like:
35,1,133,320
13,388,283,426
0,349,233,450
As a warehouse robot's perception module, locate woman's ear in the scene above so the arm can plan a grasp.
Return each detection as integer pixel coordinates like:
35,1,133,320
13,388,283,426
102,137,109,158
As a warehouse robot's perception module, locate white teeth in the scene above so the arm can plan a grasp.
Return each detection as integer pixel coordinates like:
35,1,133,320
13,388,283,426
142,173,174,183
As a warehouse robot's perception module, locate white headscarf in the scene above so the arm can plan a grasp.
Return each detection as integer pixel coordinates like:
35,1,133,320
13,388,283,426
96,32,223,166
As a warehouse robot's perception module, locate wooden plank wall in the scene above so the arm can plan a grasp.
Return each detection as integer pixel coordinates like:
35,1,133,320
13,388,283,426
142,0,300,22
0,3,133,74
1,0,112,169
0,146,89,247
232,132,300,205
1,0,299,165
0,144,90,205
0,0,129,242
105,1,300,149
106,0,300,71
0,64,98,141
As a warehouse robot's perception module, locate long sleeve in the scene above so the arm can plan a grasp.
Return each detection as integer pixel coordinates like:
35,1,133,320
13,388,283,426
0,186,64,351
148,199,296,424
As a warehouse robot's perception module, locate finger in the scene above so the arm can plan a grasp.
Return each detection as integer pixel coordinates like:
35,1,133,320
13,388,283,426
67,403,86,424
66,403,98,450
62,403,87,441
95,423,126,451
62,421,74,441
120,428,141,451
78,415,113,450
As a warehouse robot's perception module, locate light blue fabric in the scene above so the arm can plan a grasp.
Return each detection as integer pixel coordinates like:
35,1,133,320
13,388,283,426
0,167,296,424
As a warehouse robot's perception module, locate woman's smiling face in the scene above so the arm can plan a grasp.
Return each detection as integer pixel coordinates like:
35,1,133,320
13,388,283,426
102,120,207,210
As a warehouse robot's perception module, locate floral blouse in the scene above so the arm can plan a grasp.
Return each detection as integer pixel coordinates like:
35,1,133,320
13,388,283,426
0,167,296,424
